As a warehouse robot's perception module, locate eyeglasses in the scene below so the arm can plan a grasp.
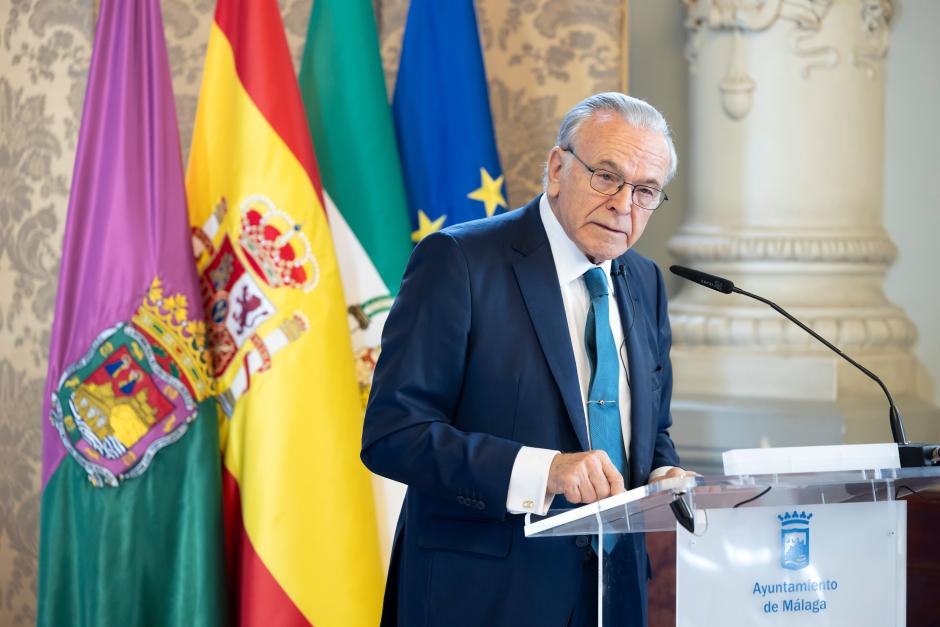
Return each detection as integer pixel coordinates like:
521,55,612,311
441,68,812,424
561,147,668,211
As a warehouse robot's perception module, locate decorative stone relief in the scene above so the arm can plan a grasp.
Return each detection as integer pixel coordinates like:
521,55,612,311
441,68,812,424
683,0,892,120
670,310,917,349
669,230,898,264
853,0,892,77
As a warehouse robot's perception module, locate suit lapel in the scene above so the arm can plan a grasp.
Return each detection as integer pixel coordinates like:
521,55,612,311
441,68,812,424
511,200,590,452
612,257,653,487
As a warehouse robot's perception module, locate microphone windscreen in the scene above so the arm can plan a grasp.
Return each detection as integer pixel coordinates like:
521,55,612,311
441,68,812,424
669,265,735,294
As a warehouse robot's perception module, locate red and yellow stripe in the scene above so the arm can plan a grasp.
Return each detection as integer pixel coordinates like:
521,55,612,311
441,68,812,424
186,1,384,625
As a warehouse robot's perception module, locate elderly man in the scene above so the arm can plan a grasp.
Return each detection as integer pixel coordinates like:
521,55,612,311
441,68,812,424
362,92,689,627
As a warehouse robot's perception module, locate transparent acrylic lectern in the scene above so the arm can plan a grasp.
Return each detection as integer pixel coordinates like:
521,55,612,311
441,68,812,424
524,467,940,627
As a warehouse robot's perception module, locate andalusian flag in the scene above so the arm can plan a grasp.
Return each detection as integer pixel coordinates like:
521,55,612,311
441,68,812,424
38,1,225,625
298,0,412,405
297,0,411,560
186,1,384,625
393,0,507,238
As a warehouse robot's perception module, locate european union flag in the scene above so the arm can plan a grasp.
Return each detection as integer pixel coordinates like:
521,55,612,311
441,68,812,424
393,0,507,242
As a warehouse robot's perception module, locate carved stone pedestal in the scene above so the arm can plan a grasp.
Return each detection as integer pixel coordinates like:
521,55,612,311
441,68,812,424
671,0,939,471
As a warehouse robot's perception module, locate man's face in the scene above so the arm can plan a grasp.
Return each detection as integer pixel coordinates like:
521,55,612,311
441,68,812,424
545,112,670,262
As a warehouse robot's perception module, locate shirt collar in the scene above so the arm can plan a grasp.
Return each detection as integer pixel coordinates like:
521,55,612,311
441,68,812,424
539,194,612,287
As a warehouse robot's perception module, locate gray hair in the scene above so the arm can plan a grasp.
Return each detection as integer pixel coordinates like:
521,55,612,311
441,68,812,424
544,92,678,189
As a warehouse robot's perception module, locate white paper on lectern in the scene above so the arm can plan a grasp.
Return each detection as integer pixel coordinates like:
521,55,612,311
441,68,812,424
722,443,900,475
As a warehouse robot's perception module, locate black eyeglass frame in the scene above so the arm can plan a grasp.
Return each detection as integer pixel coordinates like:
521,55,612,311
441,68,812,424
560,146,668,210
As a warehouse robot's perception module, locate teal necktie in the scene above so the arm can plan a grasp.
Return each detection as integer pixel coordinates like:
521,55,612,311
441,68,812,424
583,267,628,552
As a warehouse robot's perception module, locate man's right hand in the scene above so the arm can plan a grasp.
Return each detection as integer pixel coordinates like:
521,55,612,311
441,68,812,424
546,451,626,504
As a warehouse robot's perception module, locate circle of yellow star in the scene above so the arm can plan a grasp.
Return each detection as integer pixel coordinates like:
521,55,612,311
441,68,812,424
411,209,447,242
467,167,507,217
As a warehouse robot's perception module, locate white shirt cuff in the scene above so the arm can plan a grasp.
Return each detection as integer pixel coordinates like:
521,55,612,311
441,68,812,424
648,465,677,482
506,447,559,515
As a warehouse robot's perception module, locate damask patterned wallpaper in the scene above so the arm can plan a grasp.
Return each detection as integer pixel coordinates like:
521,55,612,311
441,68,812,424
0,0,625,622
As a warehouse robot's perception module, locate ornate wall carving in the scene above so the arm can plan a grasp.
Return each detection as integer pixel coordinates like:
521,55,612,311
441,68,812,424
0,0,624,622
670,309,917,348
683,0,893,119
669,230,898,263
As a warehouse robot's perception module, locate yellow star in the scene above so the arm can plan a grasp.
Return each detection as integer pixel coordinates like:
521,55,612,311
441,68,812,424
411,209,447,242
467,167,507,217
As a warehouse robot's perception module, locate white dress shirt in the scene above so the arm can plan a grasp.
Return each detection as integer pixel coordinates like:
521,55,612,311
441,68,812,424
504,195,671,515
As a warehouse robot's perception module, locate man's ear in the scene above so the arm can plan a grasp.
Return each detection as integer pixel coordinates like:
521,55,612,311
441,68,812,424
546,147,565,197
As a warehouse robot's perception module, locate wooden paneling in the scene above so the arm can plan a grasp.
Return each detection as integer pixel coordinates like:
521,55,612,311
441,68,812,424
906,491,940,626
647,531,676,627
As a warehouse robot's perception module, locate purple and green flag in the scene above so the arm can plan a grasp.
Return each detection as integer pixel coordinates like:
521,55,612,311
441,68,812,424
38,1,226,625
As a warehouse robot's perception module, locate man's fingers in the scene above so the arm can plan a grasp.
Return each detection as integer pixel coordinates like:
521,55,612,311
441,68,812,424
585,453,613,500
578,473,598,503
548,452,628,503
600,454,626,495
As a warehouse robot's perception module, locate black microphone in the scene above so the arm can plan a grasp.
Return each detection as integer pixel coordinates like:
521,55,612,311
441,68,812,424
670,264,733,294
669,265,939,467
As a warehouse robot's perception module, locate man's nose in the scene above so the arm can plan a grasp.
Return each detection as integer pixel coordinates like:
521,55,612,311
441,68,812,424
608,184,634,214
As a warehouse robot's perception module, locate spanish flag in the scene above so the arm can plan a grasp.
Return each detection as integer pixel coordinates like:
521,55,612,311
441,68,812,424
186,1,383,625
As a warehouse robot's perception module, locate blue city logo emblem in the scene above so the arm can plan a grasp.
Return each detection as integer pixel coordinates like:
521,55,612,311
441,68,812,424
778,511,813,570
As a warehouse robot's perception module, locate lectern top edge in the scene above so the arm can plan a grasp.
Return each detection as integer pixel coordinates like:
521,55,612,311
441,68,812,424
524,466,940,538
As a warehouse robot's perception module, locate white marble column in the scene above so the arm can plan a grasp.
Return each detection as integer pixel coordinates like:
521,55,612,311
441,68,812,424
670,0,938,471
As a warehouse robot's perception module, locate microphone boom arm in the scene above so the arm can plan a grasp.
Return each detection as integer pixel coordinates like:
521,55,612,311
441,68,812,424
732,286,908,445
668,264,936,463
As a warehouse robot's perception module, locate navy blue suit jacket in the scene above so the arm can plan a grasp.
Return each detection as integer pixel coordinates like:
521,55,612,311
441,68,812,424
362,196,680,627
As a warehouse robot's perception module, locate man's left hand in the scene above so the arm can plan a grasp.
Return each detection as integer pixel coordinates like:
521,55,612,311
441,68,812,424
647,467,698,484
